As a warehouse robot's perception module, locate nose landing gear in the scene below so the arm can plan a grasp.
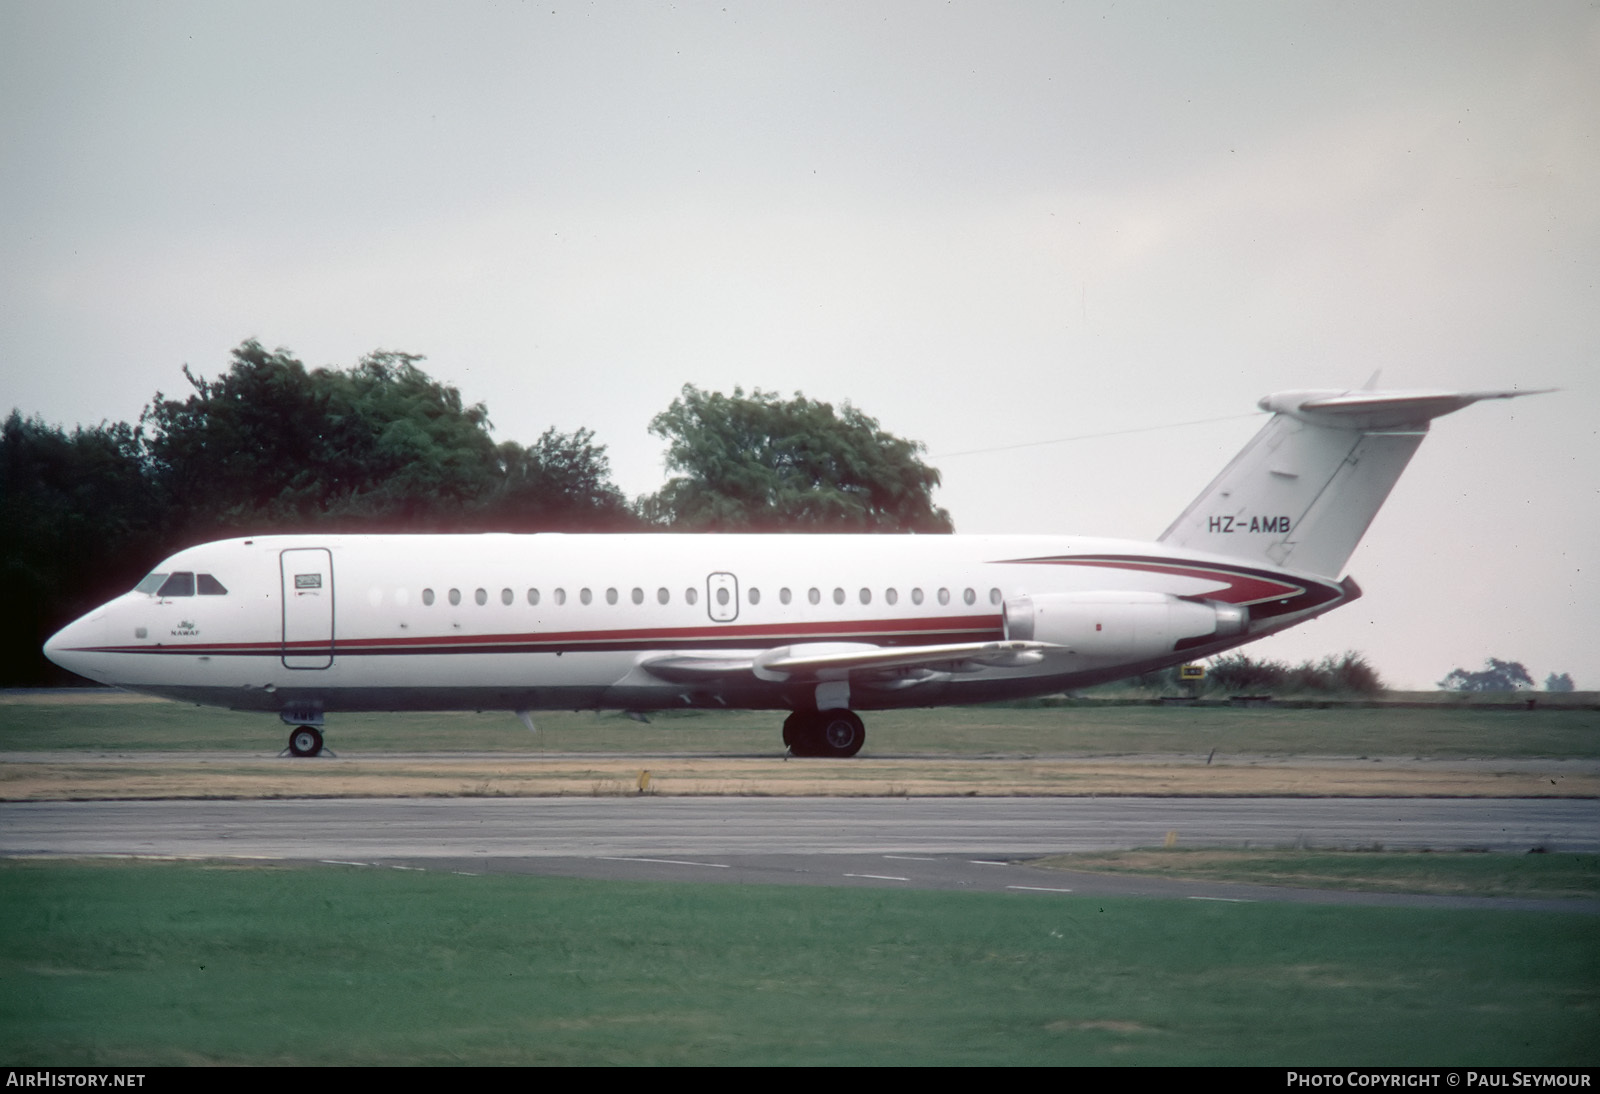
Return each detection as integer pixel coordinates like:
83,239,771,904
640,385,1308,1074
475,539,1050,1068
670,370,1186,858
286,724,324,757
279,702,326,758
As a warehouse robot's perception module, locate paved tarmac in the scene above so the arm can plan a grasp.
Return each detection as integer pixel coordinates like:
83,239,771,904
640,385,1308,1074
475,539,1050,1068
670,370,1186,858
5,795,1595,855
4,796,1596,911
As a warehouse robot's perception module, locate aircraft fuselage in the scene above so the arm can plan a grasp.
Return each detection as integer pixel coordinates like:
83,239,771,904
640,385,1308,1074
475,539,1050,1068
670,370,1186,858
45,385,1534,757
44,532,1346,718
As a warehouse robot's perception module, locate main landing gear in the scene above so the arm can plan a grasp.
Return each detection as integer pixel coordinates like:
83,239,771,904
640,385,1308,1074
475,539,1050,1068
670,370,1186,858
286,724,324,757
783,709,866,758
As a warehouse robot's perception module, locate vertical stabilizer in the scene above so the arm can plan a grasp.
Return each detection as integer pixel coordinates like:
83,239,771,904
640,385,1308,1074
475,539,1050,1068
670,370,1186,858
1158,388,1546,577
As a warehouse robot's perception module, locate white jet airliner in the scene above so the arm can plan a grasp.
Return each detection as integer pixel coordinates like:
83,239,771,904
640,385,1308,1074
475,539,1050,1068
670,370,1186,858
44,386,1537,758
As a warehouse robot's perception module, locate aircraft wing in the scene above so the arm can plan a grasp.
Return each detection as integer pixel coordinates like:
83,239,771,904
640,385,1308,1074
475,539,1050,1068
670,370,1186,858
640,640,1054,684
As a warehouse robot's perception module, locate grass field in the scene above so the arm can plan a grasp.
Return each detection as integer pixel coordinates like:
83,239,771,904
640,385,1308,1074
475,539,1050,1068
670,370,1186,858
3,690,1598,758
5,691,1596,800
4,696,1597,1065
2,858,1595,1066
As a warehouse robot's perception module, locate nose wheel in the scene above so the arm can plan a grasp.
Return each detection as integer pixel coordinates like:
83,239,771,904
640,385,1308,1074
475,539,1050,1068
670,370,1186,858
287,725,324,757
783,709,865,758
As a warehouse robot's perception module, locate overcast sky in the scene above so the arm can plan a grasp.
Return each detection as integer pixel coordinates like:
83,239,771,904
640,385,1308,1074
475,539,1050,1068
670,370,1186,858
2,1,1595,689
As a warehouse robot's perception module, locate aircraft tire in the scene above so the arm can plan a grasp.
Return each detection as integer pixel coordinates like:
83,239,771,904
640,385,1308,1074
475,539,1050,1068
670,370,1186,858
288,725,324,757
814,710,865,759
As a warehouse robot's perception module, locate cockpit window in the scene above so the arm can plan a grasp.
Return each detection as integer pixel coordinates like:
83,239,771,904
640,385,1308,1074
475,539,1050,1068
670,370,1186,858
134,573,167,595
156,572,195,598
197,574,228,596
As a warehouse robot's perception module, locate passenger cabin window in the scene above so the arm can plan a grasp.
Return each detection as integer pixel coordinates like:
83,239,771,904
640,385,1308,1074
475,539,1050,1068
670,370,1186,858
885,588,898,606
685,588,698,606
912,588,924,605
501,588,514,605
157,572,195,598
423,588,436,606
475,588,487,606
196,574,228,596
749,587,761,605
963,588,976,605
606,587,618,605
527,588,540,605
449,588,462,606
633,588,644,605
808,588,821,605
780,588,792,605
553,588,567,605
657,588,669,605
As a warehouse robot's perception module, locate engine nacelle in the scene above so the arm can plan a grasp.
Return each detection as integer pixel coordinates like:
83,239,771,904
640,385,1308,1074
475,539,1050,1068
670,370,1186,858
1001,592,1247,660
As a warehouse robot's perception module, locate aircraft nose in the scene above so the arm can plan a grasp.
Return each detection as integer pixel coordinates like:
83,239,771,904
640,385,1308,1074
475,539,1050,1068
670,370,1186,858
44,618,79,670
43,612,107,682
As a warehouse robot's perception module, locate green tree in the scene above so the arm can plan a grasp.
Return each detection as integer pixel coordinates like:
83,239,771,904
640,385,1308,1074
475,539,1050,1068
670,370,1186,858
140,341,634,534
1544,672,1575,693
0,412,162,683
485,427,633,531
142,343,503,533
642,385,952,532
1438,658,1535,692
1202,651,1383,695
5,340,637,683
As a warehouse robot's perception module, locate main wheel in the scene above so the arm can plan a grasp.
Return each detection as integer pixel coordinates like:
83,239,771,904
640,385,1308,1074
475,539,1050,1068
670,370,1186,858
814,710,865,758
288,725,324,757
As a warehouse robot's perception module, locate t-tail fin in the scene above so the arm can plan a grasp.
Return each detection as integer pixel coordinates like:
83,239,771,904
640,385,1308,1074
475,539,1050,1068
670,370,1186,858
1158,387,1548,578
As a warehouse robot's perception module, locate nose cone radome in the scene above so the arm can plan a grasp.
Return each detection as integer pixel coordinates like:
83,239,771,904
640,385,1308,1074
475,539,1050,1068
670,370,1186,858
43,611,111,684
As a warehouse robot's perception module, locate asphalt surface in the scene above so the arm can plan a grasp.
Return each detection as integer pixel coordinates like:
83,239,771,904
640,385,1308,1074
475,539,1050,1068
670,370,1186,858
4,796,1596,911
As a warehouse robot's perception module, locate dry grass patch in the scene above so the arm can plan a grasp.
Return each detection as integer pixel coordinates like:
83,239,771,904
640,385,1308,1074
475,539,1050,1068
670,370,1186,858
4,753,1598,801
1034,848,1600,899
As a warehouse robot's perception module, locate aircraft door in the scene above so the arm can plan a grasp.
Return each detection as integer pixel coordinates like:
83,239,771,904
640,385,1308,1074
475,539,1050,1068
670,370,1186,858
281,548,334,669
706,572,739,622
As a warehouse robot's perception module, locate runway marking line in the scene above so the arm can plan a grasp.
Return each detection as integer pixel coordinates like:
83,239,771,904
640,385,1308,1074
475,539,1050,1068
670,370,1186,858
1007,885,1074,893
1187,895,1253,903
883,855,936,861
844,873,910,882
598,856,731,869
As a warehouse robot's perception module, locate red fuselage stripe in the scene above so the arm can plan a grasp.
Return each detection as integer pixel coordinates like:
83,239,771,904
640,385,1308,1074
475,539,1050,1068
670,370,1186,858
68,614,1007,657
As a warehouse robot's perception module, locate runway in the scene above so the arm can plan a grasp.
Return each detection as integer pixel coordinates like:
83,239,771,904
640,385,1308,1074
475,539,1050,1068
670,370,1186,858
6,795,1593,856
3,793,1593,852
6,795,1596,908
4,795,1596,911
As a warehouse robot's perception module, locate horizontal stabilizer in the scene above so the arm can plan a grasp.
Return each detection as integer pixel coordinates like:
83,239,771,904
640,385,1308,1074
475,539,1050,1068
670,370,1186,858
1162,385,1549,577
1262,387,1553,430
